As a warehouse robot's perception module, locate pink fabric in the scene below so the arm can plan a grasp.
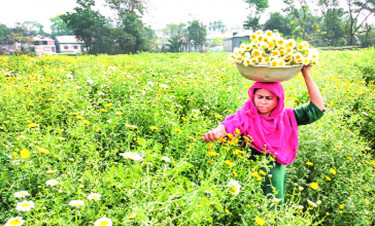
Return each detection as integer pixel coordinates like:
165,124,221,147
221,82,299,165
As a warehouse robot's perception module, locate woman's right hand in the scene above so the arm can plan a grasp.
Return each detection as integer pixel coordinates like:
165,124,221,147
201,124,227,142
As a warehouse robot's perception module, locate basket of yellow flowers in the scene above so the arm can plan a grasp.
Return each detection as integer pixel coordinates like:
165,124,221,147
229,30,319,82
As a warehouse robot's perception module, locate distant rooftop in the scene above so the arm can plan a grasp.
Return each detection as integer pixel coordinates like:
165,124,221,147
55,35,83,44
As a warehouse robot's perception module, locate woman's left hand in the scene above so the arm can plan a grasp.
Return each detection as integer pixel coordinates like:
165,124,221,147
301,64,312,76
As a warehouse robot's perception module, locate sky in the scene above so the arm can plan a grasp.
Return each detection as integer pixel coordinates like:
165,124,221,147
0,0,373,33
0,0,281,32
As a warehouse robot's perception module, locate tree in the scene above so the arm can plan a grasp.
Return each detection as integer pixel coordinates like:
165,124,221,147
104,0,147,23
166,35,184,52
263,13,292,36
209,21,226,33
344,0,375,45
50,15,73,38
187,20,207,52
22,21,46,36
60,0,112,54
321,8,346,46
243,0,269,30
162,23,186,37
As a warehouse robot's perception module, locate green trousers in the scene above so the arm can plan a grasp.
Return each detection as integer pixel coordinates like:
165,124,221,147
261,161,287,206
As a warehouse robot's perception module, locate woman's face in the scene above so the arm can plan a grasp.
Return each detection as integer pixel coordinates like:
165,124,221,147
253,88,278,116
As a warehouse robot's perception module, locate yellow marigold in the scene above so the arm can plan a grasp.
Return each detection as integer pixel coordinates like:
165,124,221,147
251,171,262,181
255,216,266,226
306,161,313,166
37,147,50,154
224,160,234,168
174,128,183,134
150,126,159,131
233,149,244,155
339,204,344,209
310,182,319,190
20,148,31,159
207,151,219,157
83,120,90,126
259,170,267,176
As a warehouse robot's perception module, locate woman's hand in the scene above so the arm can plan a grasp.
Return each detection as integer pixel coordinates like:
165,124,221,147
201,124,227,142
301,64,312,76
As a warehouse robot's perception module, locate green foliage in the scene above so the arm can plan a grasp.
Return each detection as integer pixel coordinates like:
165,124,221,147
187,20,207,52
0,50,374,224
263,13,292,37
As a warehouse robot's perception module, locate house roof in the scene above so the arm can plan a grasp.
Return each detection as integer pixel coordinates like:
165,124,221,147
55,35,84,44
233,30,252,38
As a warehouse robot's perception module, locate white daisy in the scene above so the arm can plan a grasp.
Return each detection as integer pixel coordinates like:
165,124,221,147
69,200,85,208
16,200,35,212
94,217,112,226
87,193,101,201
13,191,30,199
227,179,241,195
46,179,59,186
5,217,25,226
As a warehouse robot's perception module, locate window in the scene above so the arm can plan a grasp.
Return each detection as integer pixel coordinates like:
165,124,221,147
64,46,68,50
74,46,78,50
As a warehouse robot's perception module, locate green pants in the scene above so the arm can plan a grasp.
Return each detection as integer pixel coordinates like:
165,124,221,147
261,161,287,206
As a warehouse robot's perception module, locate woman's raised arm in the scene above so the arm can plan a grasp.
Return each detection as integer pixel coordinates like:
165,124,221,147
301,65,325,111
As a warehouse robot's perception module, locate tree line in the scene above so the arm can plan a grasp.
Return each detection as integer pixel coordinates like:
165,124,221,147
1,0,374,55
244,0,375,47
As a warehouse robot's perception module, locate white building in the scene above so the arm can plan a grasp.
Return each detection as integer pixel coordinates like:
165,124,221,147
54,36,85,54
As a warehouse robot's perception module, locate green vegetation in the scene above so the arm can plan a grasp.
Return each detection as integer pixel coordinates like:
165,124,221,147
0,49,374,225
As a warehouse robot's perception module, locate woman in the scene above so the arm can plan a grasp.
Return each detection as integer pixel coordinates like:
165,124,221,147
201,65,325,205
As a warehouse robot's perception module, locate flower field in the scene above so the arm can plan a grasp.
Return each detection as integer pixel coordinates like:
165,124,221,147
0,49,375,225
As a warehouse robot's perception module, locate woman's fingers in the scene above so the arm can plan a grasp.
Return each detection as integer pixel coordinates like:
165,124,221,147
202,130,218,142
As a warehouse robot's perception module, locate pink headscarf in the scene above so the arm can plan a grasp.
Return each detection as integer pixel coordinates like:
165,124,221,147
221,82,299,165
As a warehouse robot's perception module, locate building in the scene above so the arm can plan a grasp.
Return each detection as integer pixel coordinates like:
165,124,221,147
54,35,85,54
223,30,252,52
32,36,56,56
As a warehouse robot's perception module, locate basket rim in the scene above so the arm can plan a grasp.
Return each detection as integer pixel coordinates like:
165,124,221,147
236,63,304,69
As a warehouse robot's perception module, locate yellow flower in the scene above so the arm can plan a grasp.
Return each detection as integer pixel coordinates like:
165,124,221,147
306,161,314,166
37,147,50,154
259,170,267,176
251,171,262,181
80,120,89,127
233,170,238,177
255,216,266,226
174,128,183,134
116,112,123,116
297,43,305,51
252,49,262,58
310,182,319,190
100,109,107,113
5,217,25,226
330,168,337,175
225,209,230,215
125,124,137,130
76,115,84,120
277,59,286,66
339,204,344,209
20,148,31,159
214,114,222,119
326,176,332,181
307,199,318,208
270,59,278,67
150,126,159,131
27,123,38,129
224,160,234,168
207,151,219,157
208,159,215,164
